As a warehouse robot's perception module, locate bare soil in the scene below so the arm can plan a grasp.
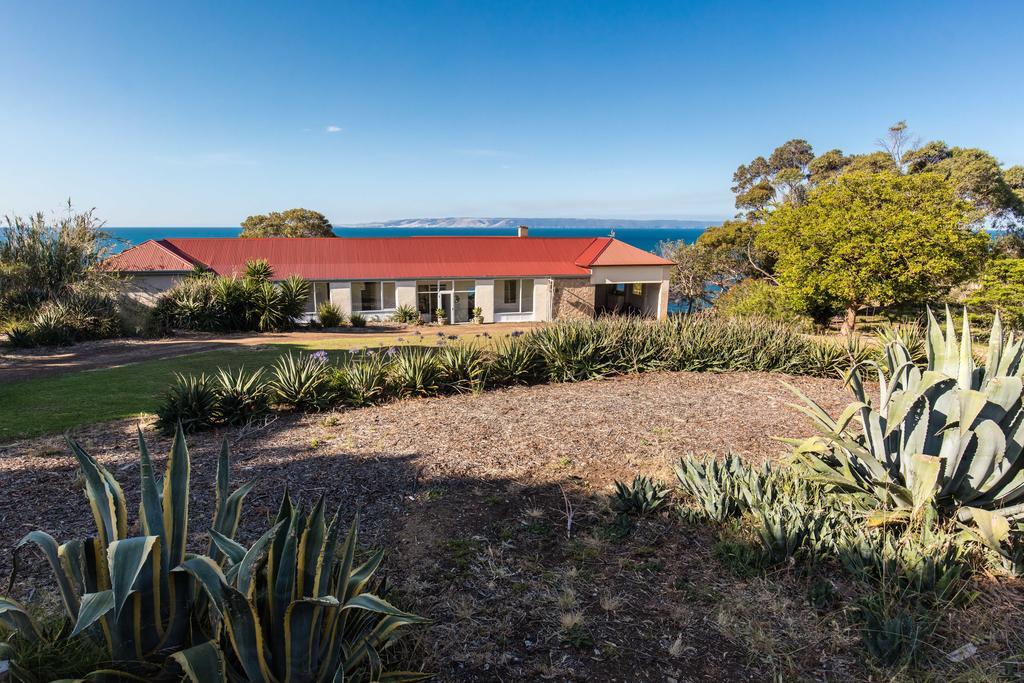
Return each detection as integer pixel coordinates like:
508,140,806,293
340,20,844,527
2,370,1021,680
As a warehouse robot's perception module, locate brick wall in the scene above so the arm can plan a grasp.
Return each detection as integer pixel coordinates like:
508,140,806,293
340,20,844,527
552,278,596,319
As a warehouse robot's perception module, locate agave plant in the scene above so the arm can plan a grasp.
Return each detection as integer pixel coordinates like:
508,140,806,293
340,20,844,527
0,427,254,677
486,334,543,386
788,307,1024,524
756,504,814,565
214,366,271,426
209,495,429,682
0,429,428,681
271,351,334,410
611,475,669,515
334,351,391,407
674,454,768,522
390,347,441,397
157,372,220,433
436,342,486,393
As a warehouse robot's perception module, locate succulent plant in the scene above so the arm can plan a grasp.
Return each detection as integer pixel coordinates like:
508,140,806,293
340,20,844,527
0,427,255,677
0,428,427,681
611,475,669,515
789,307,1024,524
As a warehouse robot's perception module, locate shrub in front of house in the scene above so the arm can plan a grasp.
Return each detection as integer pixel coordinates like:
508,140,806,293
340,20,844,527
0,427,425,681
391,303,419,324
5,289,125,348
152,260,311,333
317,301,344,327
349,312,367,328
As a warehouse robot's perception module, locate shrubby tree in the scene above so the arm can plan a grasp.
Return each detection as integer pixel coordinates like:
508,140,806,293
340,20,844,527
660,219,769,310
758,171,990,333
240,208,334,237
965,258,1024,329
0,202,120,322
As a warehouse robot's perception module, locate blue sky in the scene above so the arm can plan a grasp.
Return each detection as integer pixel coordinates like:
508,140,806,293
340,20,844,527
2,1,1022,226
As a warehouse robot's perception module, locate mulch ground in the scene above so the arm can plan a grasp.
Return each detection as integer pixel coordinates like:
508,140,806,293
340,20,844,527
2,370,1020,680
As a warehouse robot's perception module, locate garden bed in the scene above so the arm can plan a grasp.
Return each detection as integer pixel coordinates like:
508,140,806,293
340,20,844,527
2,369,1021,680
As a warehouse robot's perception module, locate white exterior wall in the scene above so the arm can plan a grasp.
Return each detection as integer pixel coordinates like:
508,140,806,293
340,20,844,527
532,278,552,321
329,282,352,317
123,273,184,305
589,265,672,285
475,279,495,322
396,281,417,311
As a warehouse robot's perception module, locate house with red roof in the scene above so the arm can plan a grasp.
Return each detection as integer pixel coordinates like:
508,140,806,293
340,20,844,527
103,226,675,323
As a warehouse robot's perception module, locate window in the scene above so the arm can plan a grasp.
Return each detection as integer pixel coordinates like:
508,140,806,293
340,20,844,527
496,279,534,314
503,280,518,304
304,282,330,314
352,281,396,312
631,283,643,296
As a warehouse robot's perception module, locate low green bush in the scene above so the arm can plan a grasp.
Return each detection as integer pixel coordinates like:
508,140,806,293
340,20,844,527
349,312,367,328
5,290,124,348
391,303,419,324
317,301,344,327
715,279,811,327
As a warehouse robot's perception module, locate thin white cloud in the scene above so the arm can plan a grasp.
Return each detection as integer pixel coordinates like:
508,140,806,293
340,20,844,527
326,125,343,133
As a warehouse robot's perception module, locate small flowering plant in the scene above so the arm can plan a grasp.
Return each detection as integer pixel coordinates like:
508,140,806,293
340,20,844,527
311,350,329,364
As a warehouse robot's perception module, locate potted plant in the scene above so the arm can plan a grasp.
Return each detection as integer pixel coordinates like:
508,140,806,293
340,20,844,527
434,307,448,325
473,306,484,324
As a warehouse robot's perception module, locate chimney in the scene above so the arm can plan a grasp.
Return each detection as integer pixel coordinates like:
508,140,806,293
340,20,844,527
517,225,529,238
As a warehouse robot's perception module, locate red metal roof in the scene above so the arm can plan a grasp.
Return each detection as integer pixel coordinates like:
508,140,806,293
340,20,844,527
101,239,198,272
105,236,672,280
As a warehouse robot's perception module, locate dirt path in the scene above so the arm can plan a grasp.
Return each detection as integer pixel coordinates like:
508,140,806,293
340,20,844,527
0,322,539,383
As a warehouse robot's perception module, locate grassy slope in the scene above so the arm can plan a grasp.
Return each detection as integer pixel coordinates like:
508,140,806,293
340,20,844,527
0,331,483,440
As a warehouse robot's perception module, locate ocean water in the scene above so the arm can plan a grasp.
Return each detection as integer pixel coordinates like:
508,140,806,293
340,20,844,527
105,226,707,254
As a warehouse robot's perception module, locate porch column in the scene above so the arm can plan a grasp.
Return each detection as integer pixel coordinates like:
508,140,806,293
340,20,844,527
658,277,670,319
532,278,553,321
475,279,495,322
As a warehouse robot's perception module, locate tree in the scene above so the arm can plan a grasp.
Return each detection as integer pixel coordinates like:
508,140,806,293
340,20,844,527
240,208,334,238
757,171,989,333
965,258,1024,329
660,220,765,311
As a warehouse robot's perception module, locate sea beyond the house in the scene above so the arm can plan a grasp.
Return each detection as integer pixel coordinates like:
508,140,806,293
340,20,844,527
105,223,712,255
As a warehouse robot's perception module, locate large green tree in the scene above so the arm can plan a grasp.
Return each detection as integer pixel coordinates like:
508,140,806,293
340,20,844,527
240,208,334,237
757,171,989,333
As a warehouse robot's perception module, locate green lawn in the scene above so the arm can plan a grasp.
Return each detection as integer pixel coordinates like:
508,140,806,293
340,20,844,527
0,330,484,441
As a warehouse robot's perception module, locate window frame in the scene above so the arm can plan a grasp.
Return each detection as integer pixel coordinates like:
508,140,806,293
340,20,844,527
352,280,397,312
304,281,331,315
